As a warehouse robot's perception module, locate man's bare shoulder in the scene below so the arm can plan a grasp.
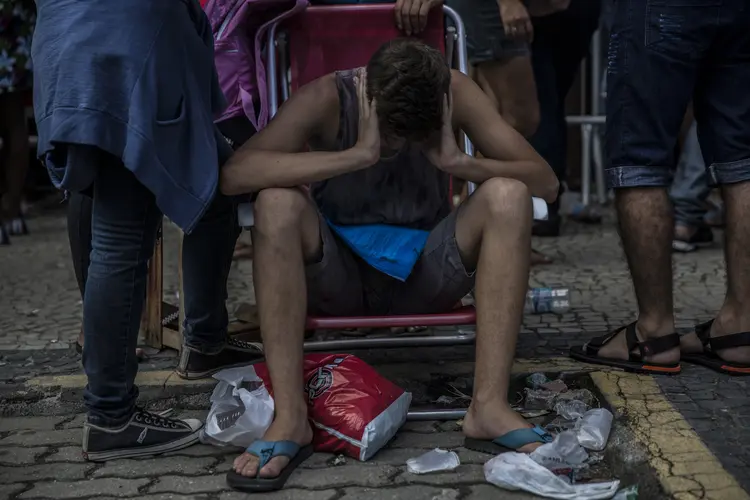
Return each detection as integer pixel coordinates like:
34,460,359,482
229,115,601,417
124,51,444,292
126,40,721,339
291,72,341,146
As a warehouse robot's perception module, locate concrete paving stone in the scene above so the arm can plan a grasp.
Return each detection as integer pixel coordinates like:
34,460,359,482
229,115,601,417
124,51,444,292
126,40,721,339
395,464,484,486
219,490,338,500
286,464,400,489
19,478,150,499
164,444,241,458
99,496,211,500
45,446,85,463
465,484,539,499
92,456,217,478
0,446,47,465
0,484,27,500
389,432,464,450
0,429,80,447
60,415,86,429
0,462,93,484
338,486,459,500
0,417,66,432
148,474,227,494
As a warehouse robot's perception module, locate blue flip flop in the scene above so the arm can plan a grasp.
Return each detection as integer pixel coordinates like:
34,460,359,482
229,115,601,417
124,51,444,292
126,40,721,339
463,425,554,454
226,440,314,493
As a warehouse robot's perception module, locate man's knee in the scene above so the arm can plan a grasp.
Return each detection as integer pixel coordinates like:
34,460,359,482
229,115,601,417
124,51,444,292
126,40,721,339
504,102,540,138
474,177,532,223
253,188,309,234
479,58,540,137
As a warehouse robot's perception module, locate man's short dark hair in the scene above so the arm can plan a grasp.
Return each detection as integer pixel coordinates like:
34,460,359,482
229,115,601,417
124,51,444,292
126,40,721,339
366,38,451,142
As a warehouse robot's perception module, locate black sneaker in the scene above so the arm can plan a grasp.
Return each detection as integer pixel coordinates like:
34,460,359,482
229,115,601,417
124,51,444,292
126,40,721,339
673,225,714,253
82,408,202,461
176,336,264,380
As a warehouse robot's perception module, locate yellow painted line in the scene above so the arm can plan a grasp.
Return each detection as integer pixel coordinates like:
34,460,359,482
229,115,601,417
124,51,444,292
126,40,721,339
591,371,749,500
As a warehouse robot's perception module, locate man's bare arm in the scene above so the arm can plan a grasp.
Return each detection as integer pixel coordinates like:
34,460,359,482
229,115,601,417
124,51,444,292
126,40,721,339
220,74,375,195
449,71,559,203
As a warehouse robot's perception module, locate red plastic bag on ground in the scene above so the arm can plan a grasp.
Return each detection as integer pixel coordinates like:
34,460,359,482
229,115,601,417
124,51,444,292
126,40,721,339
253,353,411,461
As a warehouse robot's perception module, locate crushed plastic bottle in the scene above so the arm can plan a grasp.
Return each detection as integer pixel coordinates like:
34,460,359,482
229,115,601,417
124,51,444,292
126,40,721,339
406,448,460,474
524,388,558,410
554,399,589,420
525,287,571,314
529,431,589,470
576,408,614,451
556,388,596,407
526,372,550,388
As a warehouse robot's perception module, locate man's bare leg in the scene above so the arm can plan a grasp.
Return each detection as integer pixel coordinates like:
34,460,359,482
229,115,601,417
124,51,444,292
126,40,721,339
682,181,750,362
455,178,542,452
233,188,320,478
596,188,680,363
476,57,540,138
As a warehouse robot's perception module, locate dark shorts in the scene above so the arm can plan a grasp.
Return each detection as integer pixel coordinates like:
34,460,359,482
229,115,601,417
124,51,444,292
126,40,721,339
445,0,530,64
306,209,475,316
606,0,750,188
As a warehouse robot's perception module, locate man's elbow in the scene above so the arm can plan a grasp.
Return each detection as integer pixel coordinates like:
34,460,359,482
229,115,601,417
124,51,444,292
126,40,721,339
219,167,246,196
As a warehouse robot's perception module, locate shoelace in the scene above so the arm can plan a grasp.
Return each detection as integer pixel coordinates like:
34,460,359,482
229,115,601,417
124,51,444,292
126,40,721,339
227,336,263,352
134,409,184,429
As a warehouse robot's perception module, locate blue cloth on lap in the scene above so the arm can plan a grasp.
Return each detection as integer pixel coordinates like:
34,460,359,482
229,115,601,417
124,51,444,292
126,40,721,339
326,220,429,282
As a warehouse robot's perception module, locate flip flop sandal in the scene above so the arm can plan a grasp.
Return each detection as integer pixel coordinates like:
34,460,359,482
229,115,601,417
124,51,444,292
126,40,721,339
226,440,314,493
464,425,554,454
682,320,750,375
569,322,681,374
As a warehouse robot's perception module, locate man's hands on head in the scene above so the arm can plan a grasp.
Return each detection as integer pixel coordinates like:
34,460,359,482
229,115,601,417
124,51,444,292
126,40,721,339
394,0,442,35
424,93,464,172
498,0,533,42
353,69,381,167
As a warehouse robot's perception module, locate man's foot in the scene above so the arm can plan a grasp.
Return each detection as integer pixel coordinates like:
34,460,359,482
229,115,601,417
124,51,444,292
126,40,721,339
232,413,313,480
176,337,264,380
672,224,713,253
233,241,254,260
530,248,553,266
82,408,202,461
569,321,681,374
681,313,750,374
462,400,551,454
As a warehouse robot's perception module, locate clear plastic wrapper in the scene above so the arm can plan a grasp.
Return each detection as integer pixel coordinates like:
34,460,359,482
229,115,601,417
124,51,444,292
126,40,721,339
406,448,460,474
554,399,590,420
530,431,589,470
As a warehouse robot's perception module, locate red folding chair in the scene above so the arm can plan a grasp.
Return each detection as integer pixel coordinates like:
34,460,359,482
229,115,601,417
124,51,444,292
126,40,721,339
256,4,478,419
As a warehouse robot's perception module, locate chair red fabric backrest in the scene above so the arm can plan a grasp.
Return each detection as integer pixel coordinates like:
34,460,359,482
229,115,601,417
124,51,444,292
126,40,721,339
281,4,445,91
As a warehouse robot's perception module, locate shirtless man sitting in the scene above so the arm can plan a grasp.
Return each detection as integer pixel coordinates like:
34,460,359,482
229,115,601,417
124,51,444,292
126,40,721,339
220,38,559,493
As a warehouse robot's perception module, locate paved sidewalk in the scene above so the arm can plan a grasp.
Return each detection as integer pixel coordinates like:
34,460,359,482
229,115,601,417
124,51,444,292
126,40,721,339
1,209,748,500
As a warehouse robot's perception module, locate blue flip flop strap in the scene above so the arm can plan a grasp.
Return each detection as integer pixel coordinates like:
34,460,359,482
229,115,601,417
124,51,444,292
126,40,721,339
492,425,554,450
246,440,302,472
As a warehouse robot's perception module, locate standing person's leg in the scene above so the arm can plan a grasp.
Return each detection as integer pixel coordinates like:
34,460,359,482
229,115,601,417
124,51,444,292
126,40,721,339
680,4,750,372
669,122,713,252
569,0,712,372
81,148,202,460
446,0,539,137
0,92,30,237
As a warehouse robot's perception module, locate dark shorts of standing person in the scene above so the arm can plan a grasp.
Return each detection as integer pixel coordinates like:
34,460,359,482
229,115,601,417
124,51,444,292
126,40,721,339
306,208,475,317
606,0,750,189
445,0,530,64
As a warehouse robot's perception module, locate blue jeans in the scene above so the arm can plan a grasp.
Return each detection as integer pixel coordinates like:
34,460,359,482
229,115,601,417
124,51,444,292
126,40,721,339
670,122,709,227
606,0,750,188
81,150,239,426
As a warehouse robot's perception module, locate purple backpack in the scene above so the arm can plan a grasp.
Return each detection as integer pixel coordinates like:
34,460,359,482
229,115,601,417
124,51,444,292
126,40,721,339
205,0,308,130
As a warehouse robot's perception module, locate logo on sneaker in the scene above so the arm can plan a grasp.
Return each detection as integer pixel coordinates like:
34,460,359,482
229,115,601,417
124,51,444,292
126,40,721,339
137,427,148,444
304,357,346,401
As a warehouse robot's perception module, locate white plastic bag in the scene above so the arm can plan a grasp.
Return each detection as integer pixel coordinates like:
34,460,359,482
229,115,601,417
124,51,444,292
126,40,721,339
200,365,275,448
530,431,589,470
485,452,620,500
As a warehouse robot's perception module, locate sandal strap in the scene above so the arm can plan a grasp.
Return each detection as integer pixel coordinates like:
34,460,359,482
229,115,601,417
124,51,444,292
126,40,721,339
624,323,680,361
695,320,714,345
709,331,750,351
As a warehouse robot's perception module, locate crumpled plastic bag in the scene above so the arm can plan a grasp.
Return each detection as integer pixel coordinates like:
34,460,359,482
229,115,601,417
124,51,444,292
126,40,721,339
530,431,589,470
200,365,274,448
484,452,620,500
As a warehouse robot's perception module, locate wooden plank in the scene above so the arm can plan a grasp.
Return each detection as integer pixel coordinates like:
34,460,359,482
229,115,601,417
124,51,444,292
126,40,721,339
143,221,164,349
